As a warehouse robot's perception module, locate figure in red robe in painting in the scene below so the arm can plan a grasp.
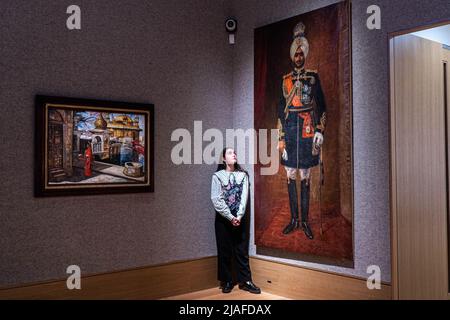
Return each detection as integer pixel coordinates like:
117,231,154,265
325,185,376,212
80,141,93,177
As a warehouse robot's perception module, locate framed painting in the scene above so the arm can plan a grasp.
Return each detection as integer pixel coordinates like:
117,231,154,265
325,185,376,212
254,1,353,266
35,95,154,196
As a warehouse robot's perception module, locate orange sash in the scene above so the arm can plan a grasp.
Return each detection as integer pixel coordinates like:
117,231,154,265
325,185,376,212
298,112,314,138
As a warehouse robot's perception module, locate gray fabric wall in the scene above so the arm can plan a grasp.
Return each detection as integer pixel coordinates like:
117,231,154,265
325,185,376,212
232,0,449,283
0,0,233,287
1,0,448,288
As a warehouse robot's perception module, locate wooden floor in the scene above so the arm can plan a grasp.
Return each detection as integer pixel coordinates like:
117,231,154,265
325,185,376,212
162,287,290,300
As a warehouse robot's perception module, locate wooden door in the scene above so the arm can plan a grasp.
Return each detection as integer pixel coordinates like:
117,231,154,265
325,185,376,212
48,123,63,170
390,34,449,299
443,46,450,298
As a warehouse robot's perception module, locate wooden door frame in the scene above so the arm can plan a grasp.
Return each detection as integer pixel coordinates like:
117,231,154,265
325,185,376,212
389,19,450,300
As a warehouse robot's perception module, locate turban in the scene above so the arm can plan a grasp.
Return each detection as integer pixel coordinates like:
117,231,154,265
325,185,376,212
290,22,309,61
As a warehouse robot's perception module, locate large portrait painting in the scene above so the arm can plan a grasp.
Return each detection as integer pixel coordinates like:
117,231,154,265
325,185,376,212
254,1,353,266
35,95,154,196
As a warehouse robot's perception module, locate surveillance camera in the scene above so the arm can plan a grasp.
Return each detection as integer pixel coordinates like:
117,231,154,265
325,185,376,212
225,18,237,33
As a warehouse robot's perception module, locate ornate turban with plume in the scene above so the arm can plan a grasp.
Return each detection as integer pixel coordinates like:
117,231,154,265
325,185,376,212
290,22,309,61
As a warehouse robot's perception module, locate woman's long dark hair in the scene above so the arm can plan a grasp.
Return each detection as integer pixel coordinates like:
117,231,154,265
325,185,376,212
215,147,249,178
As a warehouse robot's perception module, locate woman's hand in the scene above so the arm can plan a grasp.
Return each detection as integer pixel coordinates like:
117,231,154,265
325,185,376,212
231,218,241,227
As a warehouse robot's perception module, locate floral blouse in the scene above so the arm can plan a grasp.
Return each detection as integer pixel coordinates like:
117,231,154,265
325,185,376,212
210,170,249,221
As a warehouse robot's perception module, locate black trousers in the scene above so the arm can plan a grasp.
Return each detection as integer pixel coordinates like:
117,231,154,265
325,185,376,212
214,212,252,283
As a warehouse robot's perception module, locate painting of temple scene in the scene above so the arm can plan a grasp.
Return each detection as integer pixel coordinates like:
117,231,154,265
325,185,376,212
35,95,154,196
47,108,147,185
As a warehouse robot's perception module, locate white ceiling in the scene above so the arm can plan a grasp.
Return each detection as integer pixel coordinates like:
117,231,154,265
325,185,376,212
412,24,450,46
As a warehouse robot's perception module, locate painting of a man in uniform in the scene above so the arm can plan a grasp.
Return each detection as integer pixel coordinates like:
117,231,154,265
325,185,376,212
254,1,353,266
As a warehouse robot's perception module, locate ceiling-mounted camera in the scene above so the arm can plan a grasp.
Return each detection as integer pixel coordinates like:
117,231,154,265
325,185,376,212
225,18,237,44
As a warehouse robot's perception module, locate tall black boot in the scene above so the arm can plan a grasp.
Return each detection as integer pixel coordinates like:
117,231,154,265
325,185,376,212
283,178,299,235
300,179,314,240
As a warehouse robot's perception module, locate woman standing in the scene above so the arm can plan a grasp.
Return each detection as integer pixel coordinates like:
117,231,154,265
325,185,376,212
210,147,261,294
